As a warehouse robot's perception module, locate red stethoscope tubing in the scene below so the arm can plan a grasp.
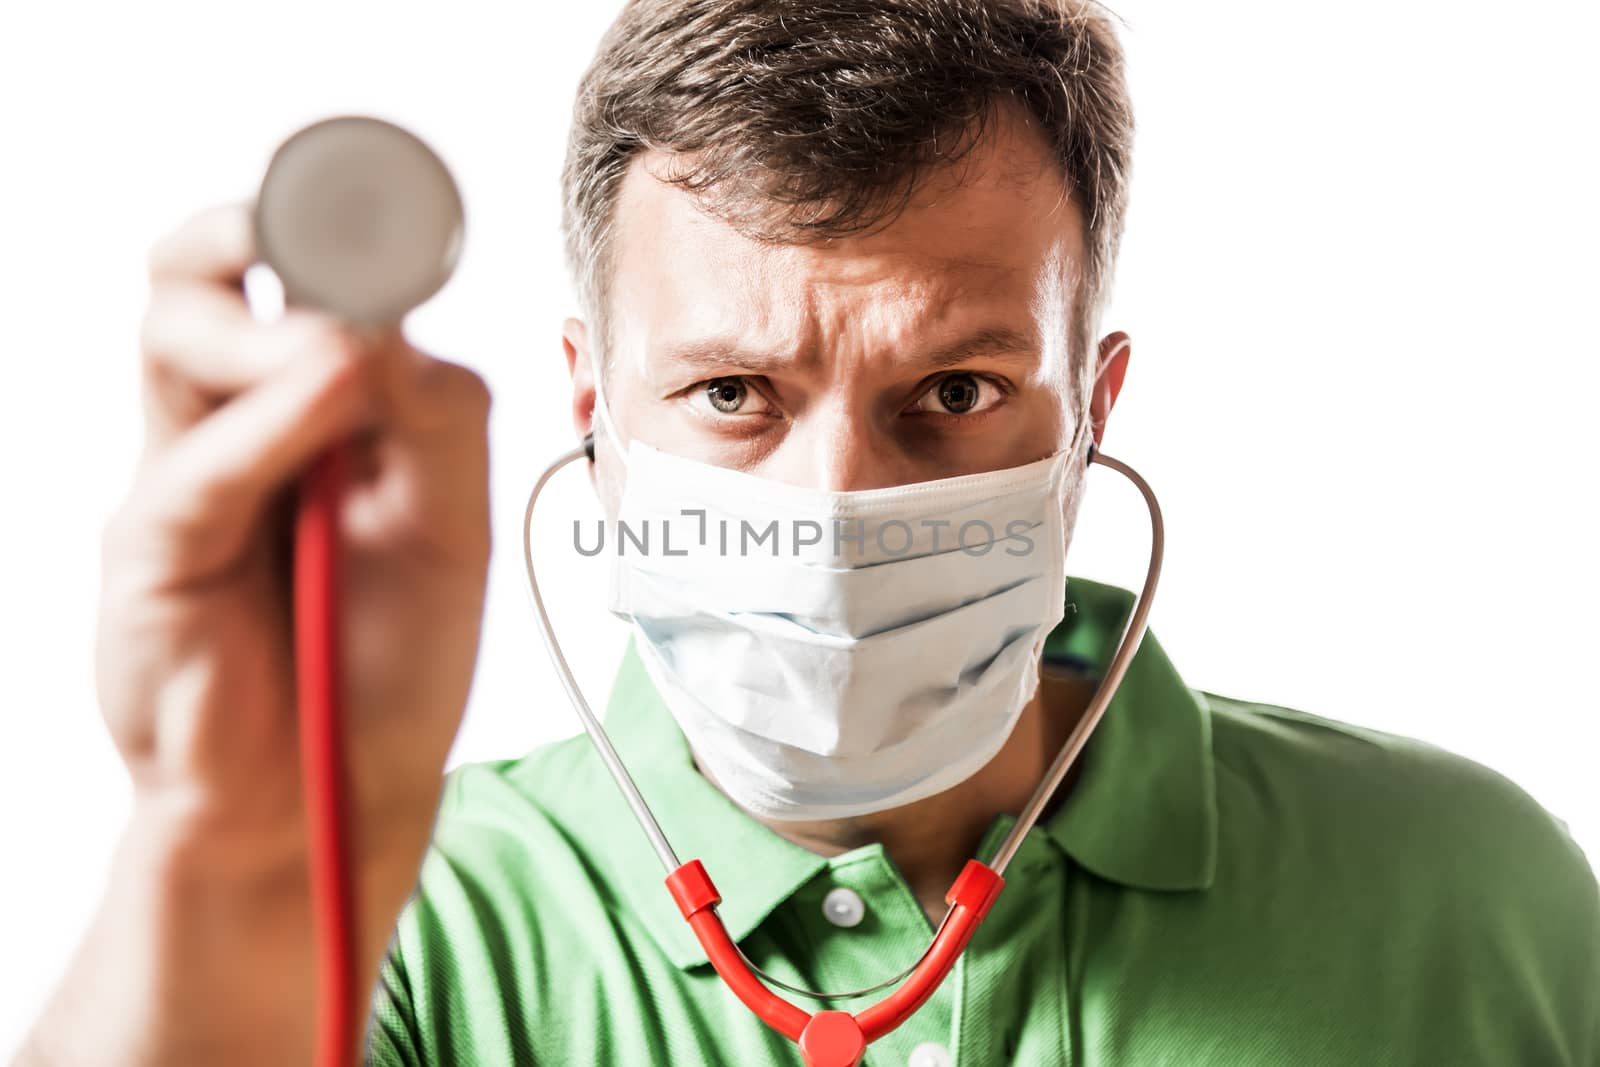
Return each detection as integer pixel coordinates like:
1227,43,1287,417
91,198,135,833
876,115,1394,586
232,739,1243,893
295,446,359,1067
664,857,1005,1067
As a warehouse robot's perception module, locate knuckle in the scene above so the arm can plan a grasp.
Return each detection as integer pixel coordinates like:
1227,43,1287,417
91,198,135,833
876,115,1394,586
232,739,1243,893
144,207,206,278
99,487,170,571
145,200,252,280
158,474,245,549
441,360,493,419
121,451,245,552
144,228,178,279
459,366,493,418
410,354,492,427
137,295,176,363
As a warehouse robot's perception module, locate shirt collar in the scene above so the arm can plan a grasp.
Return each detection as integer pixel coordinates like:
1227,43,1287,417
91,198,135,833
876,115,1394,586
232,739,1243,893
545,572,1216,971
1034,574,1218,893
582,642,830,970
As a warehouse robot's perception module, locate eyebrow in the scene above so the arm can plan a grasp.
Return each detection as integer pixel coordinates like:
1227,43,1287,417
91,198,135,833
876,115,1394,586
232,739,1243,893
654,325,1040,377
921,325,1039,370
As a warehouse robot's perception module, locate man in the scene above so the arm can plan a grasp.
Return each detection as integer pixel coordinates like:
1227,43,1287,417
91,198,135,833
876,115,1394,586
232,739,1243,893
17,0,1598,1064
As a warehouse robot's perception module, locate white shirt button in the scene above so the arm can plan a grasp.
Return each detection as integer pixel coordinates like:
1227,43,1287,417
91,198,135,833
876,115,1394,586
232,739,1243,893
908,1042,952,1067
821,887,866,928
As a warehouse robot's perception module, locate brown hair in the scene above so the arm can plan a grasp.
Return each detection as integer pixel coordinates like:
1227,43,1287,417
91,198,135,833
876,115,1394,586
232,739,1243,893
561,0,1133,378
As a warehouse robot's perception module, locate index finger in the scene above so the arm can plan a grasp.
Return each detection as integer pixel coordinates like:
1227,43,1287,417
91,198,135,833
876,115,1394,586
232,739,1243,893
146,200,256,288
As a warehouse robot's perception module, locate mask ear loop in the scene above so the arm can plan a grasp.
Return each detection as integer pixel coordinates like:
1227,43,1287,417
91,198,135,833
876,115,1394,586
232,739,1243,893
525,427,1163,1067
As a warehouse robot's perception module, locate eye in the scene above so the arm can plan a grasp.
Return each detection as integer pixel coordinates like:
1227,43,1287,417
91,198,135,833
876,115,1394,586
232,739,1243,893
707,378,746,413
690,376,775,418
911,372,1006,417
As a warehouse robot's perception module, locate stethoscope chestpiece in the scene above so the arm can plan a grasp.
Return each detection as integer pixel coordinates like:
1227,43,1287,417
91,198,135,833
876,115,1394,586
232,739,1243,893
254,114,464,325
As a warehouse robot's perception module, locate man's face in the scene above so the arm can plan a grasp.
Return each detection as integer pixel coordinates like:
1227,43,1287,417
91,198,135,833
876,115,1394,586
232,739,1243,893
567,106,1125,519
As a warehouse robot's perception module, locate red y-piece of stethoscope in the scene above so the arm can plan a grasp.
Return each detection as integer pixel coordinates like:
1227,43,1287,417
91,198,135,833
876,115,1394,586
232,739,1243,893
522,434,1164,1067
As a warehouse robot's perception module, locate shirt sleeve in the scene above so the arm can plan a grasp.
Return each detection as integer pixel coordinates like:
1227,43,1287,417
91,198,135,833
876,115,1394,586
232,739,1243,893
1588,888,1600,1067
1537,820,1600,1066
365,943,423,1067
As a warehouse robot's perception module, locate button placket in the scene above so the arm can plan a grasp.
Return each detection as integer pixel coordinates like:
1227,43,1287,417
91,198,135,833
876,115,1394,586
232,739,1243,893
800,848,957,1065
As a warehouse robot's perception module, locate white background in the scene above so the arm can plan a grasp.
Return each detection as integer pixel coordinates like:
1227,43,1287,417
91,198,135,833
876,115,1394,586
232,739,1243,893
2,0,1596,1054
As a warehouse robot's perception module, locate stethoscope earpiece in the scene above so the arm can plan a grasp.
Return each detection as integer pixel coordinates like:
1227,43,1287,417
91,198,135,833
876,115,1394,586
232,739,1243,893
583,431,596,462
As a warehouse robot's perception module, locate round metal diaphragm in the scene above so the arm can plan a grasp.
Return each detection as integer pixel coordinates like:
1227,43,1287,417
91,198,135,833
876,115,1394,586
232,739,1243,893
254,115,464,325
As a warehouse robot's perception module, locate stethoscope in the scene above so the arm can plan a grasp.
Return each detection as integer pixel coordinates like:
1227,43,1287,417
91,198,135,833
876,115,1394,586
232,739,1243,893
521,435,1164,1067
260,115,1164,1067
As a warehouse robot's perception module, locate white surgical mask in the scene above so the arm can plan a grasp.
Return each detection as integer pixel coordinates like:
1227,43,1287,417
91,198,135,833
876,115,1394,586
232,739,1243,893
593,369,1082,821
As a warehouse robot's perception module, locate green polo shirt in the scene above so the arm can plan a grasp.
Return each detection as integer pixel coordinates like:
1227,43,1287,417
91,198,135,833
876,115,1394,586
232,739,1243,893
367,576,1599,1065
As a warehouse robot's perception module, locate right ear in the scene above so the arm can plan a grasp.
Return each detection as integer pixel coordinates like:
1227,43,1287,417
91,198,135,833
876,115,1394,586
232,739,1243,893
1089,330,1132,450
563,316,596,449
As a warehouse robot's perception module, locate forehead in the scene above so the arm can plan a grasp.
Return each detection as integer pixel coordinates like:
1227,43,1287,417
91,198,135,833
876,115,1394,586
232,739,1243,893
605,108,1087,359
